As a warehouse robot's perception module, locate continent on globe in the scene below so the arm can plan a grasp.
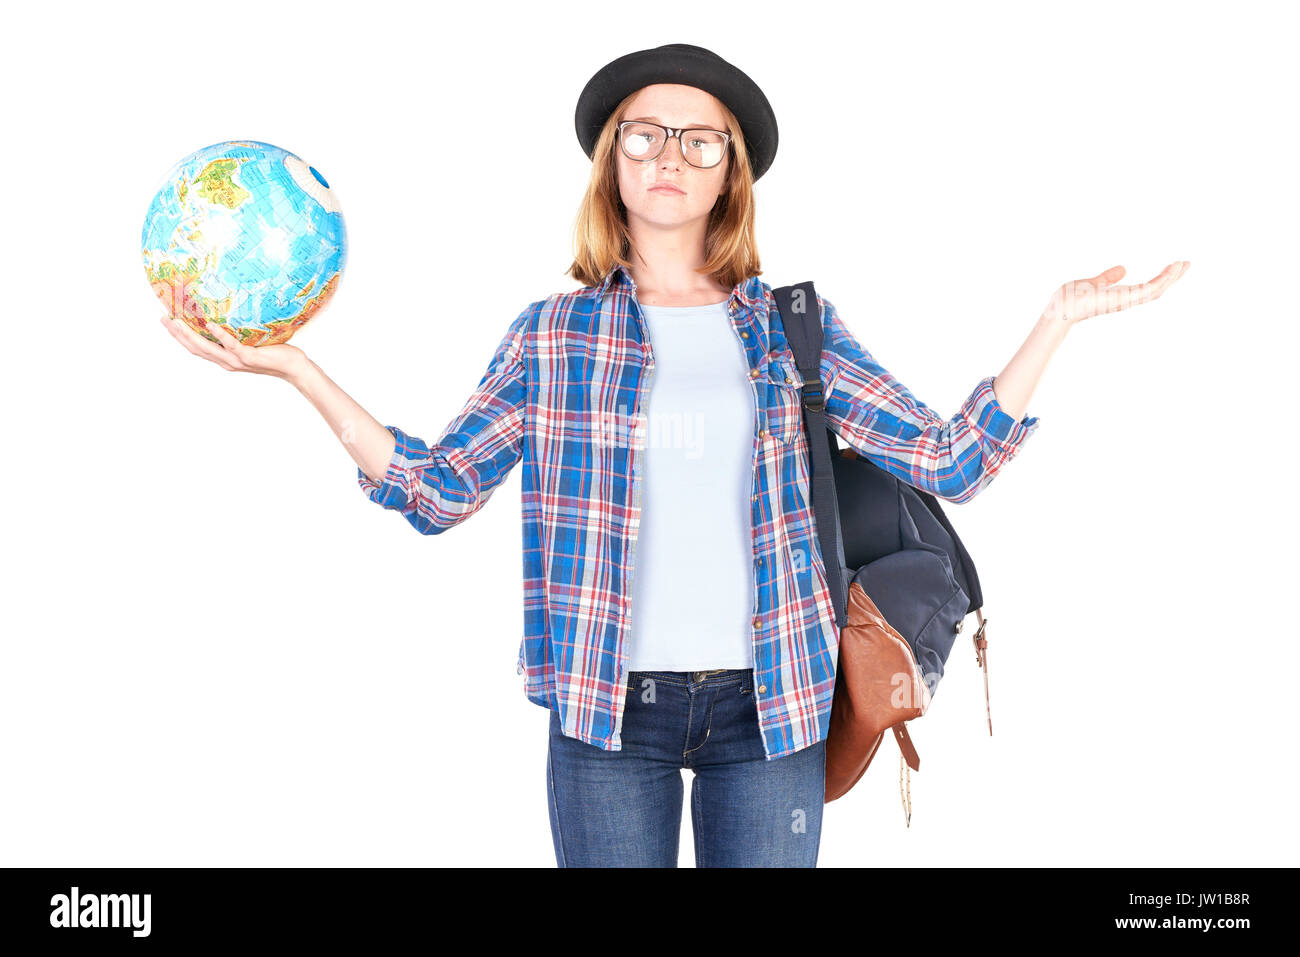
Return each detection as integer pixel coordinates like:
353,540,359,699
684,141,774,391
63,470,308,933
142,140,347,346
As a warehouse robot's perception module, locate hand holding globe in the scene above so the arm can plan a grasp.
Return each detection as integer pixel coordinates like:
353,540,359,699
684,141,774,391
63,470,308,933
159,311,307,380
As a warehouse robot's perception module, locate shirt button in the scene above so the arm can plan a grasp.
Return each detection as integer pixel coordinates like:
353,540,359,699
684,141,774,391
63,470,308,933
758,684,767,694
749,368,760,379
785,377,793,384
751,493,760,501
757,428,766,438
741,331,749,339
752,617,761,629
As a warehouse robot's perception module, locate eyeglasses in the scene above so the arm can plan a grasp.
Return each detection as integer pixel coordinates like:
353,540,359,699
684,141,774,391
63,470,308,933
616,120,732,170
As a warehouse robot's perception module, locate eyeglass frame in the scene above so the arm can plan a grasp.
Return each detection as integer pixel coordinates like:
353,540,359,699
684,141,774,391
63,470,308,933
615,120,733,169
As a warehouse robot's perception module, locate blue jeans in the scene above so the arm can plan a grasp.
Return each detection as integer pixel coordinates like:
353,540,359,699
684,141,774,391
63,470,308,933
546,668,826,867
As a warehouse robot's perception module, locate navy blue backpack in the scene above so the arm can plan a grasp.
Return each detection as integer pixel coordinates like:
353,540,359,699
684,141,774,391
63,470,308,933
772,282,993,814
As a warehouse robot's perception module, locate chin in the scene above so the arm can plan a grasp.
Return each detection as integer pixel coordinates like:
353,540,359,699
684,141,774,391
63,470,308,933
627,207,703,229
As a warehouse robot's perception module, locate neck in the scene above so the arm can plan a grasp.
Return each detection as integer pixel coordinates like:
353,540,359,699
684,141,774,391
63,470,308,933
624,217,730,307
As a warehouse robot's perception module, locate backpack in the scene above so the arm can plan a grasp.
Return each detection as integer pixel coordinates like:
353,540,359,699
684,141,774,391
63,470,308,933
772,281,993,821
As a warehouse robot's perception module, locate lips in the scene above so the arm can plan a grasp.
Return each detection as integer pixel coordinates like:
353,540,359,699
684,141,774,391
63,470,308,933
649,183,684,195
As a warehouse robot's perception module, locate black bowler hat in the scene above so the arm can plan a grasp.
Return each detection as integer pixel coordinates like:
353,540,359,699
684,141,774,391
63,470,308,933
574,43,779,182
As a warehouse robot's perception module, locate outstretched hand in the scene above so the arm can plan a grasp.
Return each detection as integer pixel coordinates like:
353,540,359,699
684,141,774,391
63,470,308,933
160,314,307,380
1044,261,1190,327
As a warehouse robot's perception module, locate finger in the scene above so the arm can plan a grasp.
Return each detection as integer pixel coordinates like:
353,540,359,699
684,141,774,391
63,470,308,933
1139,261,1190,297
202,320,235,347
176,317,218,347
199,320,253,368
1156,260,1192,283
161,313,202,345
1101,263,1186,313
1134,263,1183,299
214,320,244,344
169,316,238,366
1114,273,1170,309
1087,265,1126,286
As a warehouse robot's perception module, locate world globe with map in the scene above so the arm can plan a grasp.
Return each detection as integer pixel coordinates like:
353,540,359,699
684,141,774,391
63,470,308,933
142,140,347,346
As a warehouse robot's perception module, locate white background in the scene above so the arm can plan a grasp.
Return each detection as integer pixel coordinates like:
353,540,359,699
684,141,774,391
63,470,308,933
2,0,1295,868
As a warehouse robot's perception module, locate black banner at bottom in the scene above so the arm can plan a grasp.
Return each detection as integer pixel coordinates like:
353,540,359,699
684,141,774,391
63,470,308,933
0,866,1285,945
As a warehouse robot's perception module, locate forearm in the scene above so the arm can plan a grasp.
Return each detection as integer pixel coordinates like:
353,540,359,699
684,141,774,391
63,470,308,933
287,356,396,485
991,311,1071,421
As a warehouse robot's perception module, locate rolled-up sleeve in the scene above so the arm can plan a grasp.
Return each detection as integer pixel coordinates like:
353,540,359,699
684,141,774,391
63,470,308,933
356,301,537,534
817,295,1040,504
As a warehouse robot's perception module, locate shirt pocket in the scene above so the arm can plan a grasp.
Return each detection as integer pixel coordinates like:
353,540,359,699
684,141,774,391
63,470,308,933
765,355,807,446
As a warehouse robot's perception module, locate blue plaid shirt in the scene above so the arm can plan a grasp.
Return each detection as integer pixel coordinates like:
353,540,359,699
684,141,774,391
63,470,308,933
358,263,1039,760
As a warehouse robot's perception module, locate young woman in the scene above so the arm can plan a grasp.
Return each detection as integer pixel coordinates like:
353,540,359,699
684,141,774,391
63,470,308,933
159,43,1188,868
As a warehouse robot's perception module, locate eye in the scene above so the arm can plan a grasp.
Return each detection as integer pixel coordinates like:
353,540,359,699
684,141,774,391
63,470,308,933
625,132,656,156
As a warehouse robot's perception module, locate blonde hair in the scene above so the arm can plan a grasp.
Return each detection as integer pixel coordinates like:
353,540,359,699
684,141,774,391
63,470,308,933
566,90,762,290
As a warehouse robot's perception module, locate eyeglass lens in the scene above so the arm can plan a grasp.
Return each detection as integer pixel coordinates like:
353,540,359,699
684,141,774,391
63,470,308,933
620,123,727,169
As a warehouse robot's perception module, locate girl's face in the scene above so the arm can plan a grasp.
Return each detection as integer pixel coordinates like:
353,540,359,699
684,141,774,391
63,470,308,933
615,83,731,232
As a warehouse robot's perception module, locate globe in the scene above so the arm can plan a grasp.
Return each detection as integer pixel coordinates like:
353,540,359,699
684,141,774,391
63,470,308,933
142,140,347,346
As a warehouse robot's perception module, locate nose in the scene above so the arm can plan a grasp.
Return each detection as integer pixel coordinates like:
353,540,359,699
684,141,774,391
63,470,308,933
658,133,685,167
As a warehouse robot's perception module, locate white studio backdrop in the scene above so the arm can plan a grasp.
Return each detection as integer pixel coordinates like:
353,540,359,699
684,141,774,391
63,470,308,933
1,0,1295,867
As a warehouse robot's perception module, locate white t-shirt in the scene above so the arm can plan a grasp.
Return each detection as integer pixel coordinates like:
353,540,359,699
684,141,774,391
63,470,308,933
626,299,757,672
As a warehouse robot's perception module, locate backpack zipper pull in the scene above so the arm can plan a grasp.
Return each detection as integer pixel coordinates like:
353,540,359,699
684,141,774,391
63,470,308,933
899,754,912,828
972,610,992,736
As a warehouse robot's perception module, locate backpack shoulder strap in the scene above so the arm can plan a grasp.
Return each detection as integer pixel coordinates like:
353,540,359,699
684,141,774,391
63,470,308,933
771,281,850,628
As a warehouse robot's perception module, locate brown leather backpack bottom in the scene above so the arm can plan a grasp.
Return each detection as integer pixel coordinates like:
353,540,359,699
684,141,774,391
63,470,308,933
825,580,930,803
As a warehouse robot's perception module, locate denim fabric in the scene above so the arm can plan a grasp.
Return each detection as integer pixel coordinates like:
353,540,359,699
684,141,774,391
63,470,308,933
546,668,826,867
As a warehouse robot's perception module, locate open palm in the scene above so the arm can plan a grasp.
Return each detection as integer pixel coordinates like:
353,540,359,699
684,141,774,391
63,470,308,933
160,314,306,380
1045,261,1190,326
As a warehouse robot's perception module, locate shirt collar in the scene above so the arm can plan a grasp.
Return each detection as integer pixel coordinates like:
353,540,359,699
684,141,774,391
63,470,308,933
589,262,768,314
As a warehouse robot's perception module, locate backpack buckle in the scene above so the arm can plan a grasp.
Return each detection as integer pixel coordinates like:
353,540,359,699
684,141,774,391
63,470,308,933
800,378,826,412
